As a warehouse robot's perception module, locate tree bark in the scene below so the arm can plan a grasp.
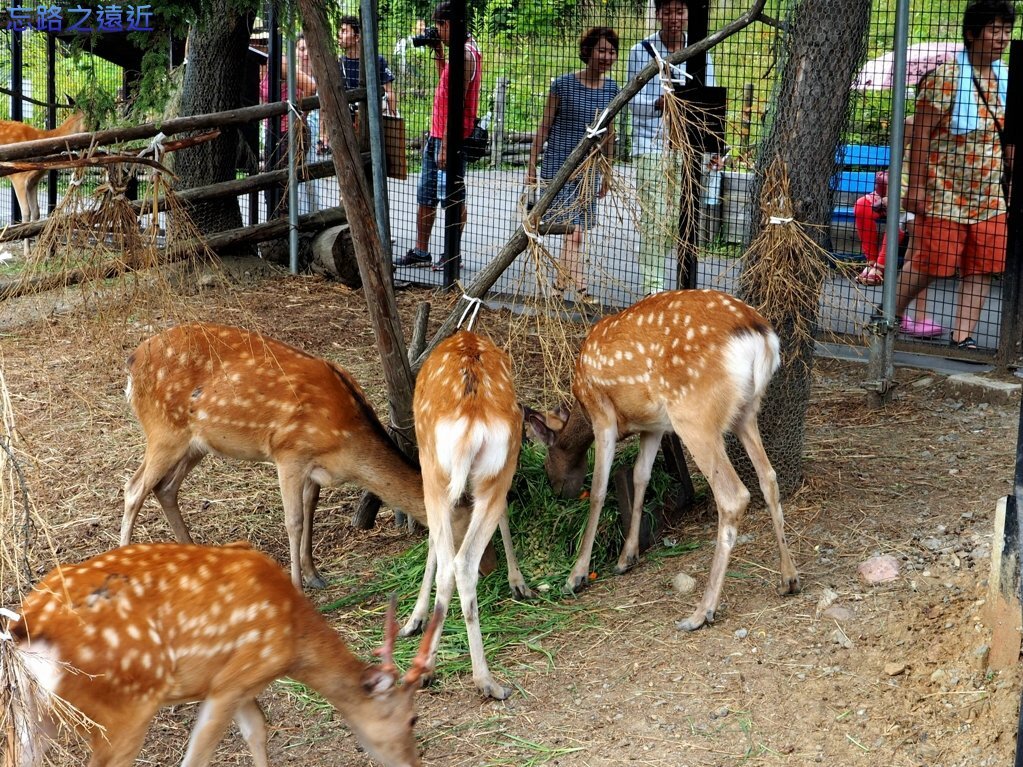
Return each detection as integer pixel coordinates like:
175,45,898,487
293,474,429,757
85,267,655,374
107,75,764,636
296,0,417,457
736,0,872,498
173,0,253,241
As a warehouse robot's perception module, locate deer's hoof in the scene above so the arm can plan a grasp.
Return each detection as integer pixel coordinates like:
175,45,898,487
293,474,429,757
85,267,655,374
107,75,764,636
478,678,513,700
676,609,714,632
511,582,534,600
398,617,427,638
563,574,589,595
614,553,639,575
779,574,801,596
305,574,328,590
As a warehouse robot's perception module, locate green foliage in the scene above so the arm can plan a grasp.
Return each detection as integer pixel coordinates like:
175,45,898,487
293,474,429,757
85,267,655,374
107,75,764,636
321,439,697,679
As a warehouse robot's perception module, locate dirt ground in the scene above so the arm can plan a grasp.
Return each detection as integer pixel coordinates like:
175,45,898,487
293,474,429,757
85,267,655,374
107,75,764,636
2,263,1021,767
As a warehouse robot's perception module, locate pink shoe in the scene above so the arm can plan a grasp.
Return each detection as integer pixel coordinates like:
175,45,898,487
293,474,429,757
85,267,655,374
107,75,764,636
900,316,944,338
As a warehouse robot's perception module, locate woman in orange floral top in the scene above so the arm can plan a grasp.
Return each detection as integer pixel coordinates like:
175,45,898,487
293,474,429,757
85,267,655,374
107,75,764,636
893,0,1015,350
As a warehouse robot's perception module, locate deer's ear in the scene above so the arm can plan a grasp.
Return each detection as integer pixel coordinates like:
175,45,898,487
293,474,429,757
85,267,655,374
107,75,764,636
523,407,556,447
65,94,76,107
362,666,397,696
553,404,571,425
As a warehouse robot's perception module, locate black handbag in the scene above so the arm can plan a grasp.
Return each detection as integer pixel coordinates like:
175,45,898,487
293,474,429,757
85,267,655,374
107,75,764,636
465,119,489,163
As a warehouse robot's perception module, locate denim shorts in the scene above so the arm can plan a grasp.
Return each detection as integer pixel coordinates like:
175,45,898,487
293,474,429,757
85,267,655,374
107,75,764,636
416,136,467,207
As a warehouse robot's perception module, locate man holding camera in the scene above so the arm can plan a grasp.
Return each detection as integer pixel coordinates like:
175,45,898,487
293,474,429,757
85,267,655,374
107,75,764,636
628,0,716,296
393,0,482,269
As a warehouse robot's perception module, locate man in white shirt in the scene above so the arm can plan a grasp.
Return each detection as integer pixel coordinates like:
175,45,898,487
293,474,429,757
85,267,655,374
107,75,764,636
628,0,715,295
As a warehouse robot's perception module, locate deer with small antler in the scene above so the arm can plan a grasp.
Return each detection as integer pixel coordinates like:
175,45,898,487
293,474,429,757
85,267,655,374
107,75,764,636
121,323,519,591
525,289,800,631
7,541,438,767
402,329,532,700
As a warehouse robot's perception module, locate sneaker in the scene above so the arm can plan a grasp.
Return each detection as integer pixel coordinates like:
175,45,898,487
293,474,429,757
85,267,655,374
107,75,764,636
900,316,944,339
394,248,431,267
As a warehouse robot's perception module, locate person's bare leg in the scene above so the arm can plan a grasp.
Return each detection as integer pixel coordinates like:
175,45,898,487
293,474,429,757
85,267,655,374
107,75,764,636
951,273,991,343
416,204,436,253
894,259,933,320
561,228,585,293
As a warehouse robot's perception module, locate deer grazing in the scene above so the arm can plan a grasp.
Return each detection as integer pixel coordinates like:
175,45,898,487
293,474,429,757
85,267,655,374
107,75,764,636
7,541,438,767
121,323,495,590
0,109,87,222
525,289,800,631
403,330,531,700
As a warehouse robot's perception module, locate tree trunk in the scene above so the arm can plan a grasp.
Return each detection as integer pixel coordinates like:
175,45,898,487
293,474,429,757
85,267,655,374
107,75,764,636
173,0,253,241
736,0,872,498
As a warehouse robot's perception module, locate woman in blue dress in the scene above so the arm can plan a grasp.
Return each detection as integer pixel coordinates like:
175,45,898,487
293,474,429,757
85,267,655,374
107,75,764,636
526,27,620,303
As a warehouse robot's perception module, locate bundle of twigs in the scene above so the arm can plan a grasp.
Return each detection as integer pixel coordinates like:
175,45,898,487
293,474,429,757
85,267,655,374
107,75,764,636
739,156,831,364
0,360,91,765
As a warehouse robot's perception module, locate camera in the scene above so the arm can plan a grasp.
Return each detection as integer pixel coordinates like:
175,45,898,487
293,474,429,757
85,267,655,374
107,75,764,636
411,26,441,47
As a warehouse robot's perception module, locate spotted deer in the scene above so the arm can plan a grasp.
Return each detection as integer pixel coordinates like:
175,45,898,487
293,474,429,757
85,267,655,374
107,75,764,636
525,289,800,631
404,330,531,699
0,110,87,222
7,541,437,767
121,323,494,590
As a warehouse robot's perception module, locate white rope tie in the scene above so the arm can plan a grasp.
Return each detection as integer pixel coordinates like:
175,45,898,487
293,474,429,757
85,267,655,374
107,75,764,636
140,131,167,162
522,210,541,243
768,216,794,225
0,607,21,641
457,295,484,332
585,107,612,140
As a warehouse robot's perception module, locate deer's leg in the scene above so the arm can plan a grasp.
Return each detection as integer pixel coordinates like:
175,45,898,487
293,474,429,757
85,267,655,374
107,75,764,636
498,513,532,599
25,173,42,221
615,430,662,574
733,413,800,596
277,464,322,589
565,423,617,594
673,424,749,632
86,703,159,767
121,438,193,546
422,469,456,666
400,542,437,637
300,480,322,589
11,173,30,222
151,449,204,544
455,479,514,699
178,694,246,767
233,699,269,767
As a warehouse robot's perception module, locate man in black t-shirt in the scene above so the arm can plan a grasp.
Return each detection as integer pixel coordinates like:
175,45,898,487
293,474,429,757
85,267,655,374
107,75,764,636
337,15,398,117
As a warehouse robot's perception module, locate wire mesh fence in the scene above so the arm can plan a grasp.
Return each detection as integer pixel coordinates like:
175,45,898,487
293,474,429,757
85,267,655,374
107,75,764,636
2,1,1018,358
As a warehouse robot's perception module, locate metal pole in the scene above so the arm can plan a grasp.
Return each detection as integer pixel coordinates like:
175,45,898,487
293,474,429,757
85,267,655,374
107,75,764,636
266,8,282,219
865,0,909,405
442,0,467,288
361,0,393,258
287,33,299,274
11,30,23,223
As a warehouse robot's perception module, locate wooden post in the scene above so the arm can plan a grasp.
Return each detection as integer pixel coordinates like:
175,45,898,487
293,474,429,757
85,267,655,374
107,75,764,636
492,77,508,167
987,496,1022,668
739,83,754,161
613,434,696,555
296,0,419,478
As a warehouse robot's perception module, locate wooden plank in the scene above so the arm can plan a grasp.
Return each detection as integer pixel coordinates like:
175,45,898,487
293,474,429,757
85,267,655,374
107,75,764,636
986,496,1022,669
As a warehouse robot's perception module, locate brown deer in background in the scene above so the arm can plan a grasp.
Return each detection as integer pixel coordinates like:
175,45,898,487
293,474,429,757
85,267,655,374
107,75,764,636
121,323,496,590
0,109,87,222
525,289,800,631
8,541,438,767
404,330,531,700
